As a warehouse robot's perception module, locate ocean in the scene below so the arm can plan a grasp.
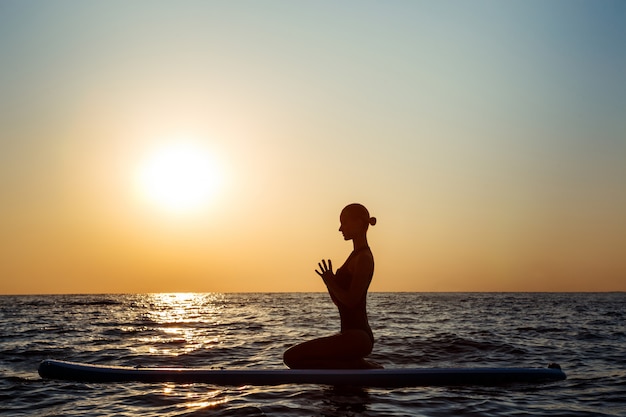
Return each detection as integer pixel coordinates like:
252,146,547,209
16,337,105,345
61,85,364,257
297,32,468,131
1,292,624,416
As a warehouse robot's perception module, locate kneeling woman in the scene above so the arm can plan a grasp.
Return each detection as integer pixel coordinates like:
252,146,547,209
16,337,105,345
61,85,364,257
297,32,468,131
283,203,380,369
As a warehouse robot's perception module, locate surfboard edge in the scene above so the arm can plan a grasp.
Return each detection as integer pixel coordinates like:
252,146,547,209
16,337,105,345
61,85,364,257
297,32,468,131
38,359,566,386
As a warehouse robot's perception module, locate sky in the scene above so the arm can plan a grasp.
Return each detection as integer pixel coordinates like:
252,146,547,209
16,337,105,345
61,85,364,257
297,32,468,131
1,1,625,294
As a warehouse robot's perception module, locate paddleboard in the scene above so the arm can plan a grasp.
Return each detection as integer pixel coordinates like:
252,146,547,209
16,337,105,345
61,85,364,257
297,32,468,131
38,359,566,387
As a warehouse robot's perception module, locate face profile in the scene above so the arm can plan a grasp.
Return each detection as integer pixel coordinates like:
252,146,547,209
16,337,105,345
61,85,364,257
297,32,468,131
339,203,376,241
339,216,362,240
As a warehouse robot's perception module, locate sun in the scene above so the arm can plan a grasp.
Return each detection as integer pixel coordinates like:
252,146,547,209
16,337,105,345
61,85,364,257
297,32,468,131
135,141,221,214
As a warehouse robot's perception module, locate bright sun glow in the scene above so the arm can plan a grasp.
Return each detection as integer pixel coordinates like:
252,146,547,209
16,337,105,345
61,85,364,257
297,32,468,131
135,141,221,214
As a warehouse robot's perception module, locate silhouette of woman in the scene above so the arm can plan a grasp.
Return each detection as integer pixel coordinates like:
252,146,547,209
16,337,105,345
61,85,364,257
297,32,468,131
283,203,381,369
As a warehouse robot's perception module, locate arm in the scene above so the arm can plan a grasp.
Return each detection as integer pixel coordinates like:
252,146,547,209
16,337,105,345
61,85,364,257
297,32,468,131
316,254,373,308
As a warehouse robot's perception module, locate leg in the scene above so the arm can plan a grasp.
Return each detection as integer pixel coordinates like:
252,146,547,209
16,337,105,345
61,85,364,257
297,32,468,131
283,330,373,369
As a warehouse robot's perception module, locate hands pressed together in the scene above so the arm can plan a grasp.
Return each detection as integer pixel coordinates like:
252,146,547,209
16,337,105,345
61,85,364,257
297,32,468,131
315,259,334,283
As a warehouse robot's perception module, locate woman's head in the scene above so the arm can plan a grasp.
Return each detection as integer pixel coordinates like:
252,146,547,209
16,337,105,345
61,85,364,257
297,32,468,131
339,203,376,240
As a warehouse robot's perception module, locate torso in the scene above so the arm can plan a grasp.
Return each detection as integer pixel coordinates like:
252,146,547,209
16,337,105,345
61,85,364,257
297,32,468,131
333,247,374,343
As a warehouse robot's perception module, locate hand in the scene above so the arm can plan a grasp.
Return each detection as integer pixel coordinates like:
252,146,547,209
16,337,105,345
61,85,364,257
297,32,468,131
315,259,334,282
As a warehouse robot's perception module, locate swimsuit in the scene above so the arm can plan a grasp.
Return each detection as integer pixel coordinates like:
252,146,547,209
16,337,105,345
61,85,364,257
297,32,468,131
332,246,374,343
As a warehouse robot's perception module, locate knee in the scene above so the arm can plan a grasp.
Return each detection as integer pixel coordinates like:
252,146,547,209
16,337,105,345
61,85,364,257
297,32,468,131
283,344,307,369
283,346,297,369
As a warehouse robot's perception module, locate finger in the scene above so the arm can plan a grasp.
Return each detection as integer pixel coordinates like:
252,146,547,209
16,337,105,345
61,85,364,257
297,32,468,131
315,270,322,277
328,259,332,272
318,262,323,271
322,259,328,270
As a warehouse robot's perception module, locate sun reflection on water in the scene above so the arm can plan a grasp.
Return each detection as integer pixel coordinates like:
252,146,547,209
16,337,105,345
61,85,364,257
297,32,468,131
147,292,225,324
131,293,226,358
183,397,229,410
161,384,229,411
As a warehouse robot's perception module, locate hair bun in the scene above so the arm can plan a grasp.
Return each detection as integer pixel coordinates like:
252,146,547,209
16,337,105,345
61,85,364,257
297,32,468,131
369,217,377,226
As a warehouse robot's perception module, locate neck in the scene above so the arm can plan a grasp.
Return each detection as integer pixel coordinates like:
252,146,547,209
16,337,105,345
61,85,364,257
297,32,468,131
352,235,368,251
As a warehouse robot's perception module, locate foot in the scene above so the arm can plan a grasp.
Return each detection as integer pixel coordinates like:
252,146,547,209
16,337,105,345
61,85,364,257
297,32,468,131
360,359,384,369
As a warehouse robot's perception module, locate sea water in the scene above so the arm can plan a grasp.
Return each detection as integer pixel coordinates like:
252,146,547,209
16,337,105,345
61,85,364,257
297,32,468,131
1,293,624,416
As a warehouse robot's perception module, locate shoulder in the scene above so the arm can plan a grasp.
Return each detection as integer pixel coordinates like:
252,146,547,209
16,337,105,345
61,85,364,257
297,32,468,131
358,247,374,261
352,249,374,270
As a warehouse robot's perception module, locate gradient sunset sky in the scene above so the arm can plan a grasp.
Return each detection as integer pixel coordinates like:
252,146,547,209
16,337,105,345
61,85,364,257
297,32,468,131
1,1,625,294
